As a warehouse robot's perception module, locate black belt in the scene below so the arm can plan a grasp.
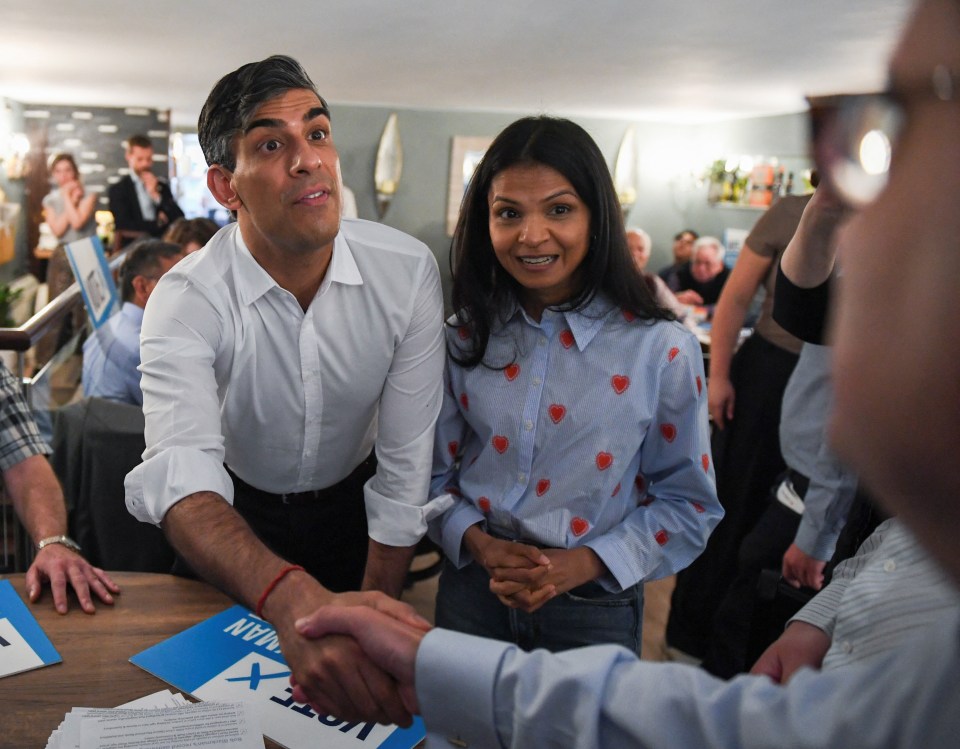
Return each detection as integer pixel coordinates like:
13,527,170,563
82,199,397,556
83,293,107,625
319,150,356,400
226,454,375,507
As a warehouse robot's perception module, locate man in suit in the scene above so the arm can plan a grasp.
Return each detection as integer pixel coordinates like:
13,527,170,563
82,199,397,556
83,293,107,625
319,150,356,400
108,134,184,248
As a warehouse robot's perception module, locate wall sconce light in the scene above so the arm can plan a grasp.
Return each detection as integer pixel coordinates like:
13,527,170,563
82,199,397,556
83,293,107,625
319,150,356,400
1,131,31,180
374,112,403,219
613,126,638,215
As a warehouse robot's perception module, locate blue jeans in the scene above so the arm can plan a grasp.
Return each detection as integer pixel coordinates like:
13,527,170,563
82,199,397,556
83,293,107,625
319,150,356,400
435,558,644,654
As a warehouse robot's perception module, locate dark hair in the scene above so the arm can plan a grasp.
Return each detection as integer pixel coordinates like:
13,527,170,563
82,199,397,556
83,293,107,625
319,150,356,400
163,217,220,250
119,239,183,302
449,116,673,368
48,152,79,176
126,134,153,151
674,229,699,241
198,54,328,171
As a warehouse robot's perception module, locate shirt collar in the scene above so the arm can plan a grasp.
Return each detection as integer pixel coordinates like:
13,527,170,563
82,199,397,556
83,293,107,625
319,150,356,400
231,225,363,307
121,301,145,323
506,293,614,351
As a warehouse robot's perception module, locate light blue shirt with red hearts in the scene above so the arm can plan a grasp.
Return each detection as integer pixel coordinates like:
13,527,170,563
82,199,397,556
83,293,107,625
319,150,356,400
429,295,722,592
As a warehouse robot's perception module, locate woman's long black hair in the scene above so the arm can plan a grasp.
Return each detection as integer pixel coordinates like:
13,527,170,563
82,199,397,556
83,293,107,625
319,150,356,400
449,116,674,368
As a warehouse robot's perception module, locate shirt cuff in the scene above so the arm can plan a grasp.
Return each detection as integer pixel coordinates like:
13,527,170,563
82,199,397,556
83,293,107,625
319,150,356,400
124,447,234,525
794,514,841,562
436,501,486,568
417,629,510,749
364,482,455,547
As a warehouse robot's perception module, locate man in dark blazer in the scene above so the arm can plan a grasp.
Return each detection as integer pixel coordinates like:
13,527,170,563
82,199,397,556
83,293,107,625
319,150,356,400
108,134,184,248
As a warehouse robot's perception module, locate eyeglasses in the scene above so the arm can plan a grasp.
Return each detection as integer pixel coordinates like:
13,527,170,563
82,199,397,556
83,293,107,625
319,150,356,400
807,64,959,208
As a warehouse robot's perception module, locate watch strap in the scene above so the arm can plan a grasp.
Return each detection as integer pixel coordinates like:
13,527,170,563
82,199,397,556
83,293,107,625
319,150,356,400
37,535,82,553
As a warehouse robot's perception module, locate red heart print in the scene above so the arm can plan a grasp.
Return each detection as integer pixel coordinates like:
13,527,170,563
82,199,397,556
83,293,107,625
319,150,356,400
611,375,630,394
660,423,677,443
536,479,551,496
570,517,589,536
596,451,613,470
701,453,710,472
696,376,703,396
668,346,680,362
447,441,459,457
458,326,470,340
478,497,491,513
612,482,621,497
492,435,509,454
622,309,636,322
655,529,669,546
460,392,469,410
692,501,705,513
548,404,567,424
504,363,520,381
635,474,646,492
559,330,575,348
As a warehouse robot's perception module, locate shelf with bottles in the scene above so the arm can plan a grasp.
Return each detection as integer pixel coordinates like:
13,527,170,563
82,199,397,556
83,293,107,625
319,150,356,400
706,156,813,209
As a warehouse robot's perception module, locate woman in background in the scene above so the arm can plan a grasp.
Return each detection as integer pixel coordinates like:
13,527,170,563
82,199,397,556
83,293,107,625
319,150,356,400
429,116,721,654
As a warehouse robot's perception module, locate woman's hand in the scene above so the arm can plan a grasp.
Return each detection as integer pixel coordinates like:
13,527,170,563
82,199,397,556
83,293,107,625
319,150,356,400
708,374,736,428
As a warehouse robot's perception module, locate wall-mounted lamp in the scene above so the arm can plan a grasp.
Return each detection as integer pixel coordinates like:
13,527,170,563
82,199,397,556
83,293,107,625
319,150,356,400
613,126,638,215
374,113,403,219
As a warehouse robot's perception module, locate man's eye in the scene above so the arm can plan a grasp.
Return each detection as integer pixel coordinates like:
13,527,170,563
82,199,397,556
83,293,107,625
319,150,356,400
310,129,328,141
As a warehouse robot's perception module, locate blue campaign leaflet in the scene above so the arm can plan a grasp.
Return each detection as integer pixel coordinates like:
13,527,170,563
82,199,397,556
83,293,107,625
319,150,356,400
0,579,62,678
130,605,424,749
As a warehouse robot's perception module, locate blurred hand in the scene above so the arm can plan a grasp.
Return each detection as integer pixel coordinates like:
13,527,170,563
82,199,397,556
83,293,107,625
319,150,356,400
140,171,160,199
749,621,831,684
782,543,828,591
26,544,119,614
708,374,736,428
675,290,704,306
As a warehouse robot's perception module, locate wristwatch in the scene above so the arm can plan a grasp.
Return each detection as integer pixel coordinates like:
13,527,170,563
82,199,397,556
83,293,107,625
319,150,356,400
37,535,82,553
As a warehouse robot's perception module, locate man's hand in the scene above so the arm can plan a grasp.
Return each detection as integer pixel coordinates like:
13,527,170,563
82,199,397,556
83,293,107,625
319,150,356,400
26,544,119,614
782,543,828,591
749,621,831,684
140,171,160,200
675,290,705,306
294,604,428,720
708,374,736,428
271,585,429,726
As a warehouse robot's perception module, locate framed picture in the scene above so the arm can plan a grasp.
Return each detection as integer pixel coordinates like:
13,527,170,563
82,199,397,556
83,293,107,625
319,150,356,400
446,136,493,236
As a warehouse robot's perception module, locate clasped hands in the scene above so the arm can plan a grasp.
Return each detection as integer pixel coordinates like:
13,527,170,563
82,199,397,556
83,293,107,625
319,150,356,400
464,524,603,613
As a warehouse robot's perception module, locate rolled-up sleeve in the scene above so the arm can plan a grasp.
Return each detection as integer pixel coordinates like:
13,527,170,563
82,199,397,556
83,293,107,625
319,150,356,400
124,273,234,525
364,254,450,546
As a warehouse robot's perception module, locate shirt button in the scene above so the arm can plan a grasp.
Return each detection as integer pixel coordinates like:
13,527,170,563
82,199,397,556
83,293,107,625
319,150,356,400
524,420,534,431
841,641,853,654
518,473,526,483
883,559,896,572
532,377,542,386
538,338,546,347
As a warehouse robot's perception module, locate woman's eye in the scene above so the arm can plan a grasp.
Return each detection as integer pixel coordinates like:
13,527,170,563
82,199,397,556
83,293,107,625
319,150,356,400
496,208,519,220
261,139,281,152
550,204,571,215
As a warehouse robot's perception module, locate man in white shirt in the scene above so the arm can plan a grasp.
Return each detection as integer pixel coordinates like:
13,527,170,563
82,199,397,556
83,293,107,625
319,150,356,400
288,1,960,745
123,54,446,726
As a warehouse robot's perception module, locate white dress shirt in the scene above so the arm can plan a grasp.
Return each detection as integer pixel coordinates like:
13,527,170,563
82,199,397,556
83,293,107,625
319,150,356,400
124,218,447,547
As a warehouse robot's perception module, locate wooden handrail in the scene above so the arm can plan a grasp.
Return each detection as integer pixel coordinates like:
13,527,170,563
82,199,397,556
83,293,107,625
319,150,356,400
0,248,130,352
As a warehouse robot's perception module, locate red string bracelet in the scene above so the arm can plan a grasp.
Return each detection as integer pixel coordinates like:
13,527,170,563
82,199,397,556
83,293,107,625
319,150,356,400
255,564,305,618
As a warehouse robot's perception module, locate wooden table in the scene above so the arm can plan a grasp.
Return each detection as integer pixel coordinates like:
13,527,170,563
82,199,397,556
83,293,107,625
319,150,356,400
0,571,284,748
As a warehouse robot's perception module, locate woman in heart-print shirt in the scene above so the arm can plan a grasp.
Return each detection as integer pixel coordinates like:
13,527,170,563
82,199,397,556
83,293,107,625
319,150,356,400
427,116,723,654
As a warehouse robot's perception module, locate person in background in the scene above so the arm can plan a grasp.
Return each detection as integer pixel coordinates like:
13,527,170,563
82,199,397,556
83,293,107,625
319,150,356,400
162,217,220,254
626,227,688,318
1,360,120,614
657,228,698,283
108,134,184,247
82,240,184,406
37,153,99,365
428,117,721,655
665,191,809,663
124,54,445,728
669,236,731,306
285,3,960,746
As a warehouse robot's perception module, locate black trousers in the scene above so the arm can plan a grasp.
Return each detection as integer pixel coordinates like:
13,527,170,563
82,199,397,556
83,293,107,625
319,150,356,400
666,334,799,658
173,454,376,593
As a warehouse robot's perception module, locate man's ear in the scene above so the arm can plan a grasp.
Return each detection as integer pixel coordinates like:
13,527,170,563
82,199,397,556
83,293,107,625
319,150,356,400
207,165,241,210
